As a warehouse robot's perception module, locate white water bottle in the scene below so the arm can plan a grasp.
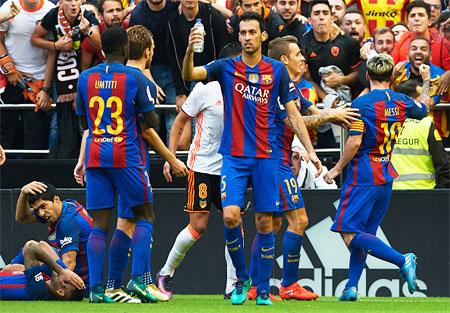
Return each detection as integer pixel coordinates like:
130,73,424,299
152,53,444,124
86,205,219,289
193,18,205,53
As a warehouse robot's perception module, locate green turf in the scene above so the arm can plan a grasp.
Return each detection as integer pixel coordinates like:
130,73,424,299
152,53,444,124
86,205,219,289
1,295,449,313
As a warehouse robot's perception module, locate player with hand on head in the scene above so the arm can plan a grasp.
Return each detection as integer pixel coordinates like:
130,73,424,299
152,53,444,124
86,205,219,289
324,54,430,301
0,240,85,301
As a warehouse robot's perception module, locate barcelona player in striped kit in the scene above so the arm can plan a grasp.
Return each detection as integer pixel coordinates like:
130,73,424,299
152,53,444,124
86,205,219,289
325,54,430,301
74,27,159,303
1,240,84,301
182,12,322,305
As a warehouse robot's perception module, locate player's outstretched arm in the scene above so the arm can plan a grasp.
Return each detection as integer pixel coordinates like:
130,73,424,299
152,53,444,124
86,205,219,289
324,134,362,184
140,127,189,183
16,181,48,224
182,27,208,82
302,106,360,129
74,130,88,187
162,111,192,182
285,100,323,176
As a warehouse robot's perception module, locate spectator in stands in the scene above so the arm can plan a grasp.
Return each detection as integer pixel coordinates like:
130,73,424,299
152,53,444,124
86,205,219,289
392,0,450,71
274,0,307,44
438,12,450,40
424,0,442,26
228,0,286,53
300,0,361,101
81,0,124,70
340,9,366,45
346,0,410,37
0,0,55,152
329,0,346,26
358,27,396,90
392,37,449,139
31,0,101,158
167,0,229,144
392,80,450,189
391,22,409,42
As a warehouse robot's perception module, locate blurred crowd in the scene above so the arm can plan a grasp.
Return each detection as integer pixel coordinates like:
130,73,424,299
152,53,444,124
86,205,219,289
0,0,448,186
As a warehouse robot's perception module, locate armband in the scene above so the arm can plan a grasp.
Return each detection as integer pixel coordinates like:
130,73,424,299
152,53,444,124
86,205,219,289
56,259,68,270
0,54,17,75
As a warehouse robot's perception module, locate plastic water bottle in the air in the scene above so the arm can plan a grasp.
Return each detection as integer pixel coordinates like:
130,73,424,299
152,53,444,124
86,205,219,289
193,18,205,53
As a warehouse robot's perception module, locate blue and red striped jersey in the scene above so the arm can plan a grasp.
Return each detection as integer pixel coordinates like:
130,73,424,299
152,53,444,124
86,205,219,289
0,266,53,300
76,63,156,168
204,56,297,159
276,85,313,167
47,200,92,287
345,89,428,186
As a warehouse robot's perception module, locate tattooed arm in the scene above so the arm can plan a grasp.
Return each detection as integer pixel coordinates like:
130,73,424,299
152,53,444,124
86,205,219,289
419,64,431,111
303,107,360,129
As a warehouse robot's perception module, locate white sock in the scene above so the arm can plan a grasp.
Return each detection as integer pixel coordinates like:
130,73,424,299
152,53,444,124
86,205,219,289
160,226,199,277
224,245,238,294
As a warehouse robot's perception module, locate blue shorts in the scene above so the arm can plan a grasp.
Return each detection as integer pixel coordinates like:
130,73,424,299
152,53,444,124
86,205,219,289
331,182,393,234
85,166,153,214
221,155,279,213
274,164,305,217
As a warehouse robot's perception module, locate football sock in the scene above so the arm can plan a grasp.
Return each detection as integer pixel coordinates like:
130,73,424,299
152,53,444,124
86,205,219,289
143,236,154,285
346,248,367,289
106,229,131,290
224,245,238,294
11,248,24,264
350,233,405,268
282,231,303,287
160,225,200,277
256,232,275,295
249,236,258,287
224,225,249,281
131,220,153,278
87,228,107,290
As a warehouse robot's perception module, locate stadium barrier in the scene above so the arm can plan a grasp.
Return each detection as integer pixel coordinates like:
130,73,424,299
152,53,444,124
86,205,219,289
0,188,448,297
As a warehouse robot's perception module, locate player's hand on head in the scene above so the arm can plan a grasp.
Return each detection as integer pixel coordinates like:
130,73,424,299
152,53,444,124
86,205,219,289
163,161,173,182
419,64,431,81
21,181,47,195
59,268,85,290
309,153,323,177
170,158,189,178
73,162,86,187
436,71,450,96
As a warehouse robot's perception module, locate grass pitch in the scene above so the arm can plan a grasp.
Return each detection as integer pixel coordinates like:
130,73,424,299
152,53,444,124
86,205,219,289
1,295,449,313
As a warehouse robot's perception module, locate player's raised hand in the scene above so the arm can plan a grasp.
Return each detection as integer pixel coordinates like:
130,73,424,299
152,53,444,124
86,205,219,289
419,64,431,81
163,161,173,182
187,26,205,53
331,106,360,128
170,158,189,178
324,166,340,184
308,152,323,177
21,181,47,195
59,268,85,290
73,161,86,187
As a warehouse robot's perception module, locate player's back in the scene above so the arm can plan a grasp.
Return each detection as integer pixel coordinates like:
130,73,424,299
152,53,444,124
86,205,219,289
76,63,156,168
346,89,427,186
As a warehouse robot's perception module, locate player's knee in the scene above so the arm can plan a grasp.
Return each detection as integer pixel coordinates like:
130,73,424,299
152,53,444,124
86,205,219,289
132,202,155,222
223,210,240,228
273,217,282,234
341,233,355,247
255,213,273,233
192,223,207,236
298,214,308,232
23,240,38,252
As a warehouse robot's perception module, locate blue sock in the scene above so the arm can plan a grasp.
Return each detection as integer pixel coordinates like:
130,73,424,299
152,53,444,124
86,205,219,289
256,232,275,295
143,237,154,285
249,236,258,286
345,248,367,289
106,229,131,289
350,233,405,268
224,225,249,281
131,220,153,278
11,248,24,264
282,231,303,287
87,228,107,290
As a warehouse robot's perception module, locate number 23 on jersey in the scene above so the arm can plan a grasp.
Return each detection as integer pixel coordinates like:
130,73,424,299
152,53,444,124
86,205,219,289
89,95,124,135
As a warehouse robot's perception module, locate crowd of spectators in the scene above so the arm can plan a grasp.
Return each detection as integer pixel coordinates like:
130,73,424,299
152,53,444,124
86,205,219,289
0,0,448,166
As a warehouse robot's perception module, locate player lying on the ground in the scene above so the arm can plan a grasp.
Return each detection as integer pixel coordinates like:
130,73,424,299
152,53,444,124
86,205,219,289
324,54,431,301
8,181,92,288
0,240,85,300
